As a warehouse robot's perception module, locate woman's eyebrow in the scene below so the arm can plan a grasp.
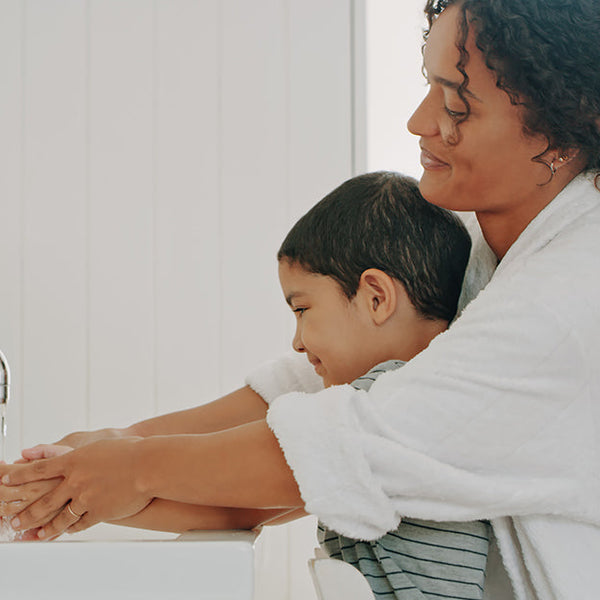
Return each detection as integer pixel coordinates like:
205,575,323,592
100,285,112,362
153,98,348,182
432,73,482,102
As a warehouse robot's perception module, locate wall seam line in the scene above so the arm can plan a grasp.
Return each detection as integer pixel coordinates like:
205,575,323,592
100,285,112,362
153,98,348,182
216,0,224,395
152,0,159,416
18,0,27,449
85,0,92,429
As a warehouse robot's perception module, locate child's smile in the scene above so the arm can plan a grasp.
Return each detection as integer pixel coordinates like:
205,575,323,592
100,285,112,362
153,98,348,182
278,260,376,387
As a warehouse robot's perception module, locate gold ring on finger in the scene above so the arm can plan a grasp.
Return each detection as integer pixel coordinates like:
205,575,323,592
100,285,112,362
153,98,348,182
66,503,83,519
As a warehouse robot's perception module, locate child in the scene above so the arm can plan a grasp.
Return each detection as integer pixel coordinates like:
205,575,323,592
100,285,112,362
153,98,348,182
4,171,488,600
277,171,489,600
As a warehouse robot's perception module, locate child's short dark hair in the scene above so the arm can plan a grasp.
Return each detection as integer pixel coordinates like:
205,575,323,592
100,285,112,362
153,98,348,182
278,171,471,322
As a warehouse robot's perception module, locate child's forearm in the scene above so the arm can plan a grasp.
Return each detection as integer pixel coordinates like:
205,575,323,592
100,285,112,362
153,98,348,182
108,499,290,533
125,386,268,437
55,386,268,448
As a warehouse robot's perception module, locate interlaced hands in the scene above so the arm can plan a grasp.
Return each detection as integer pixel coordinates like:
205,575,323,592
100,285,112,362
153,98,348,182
0,444,71,540
0,438,152,541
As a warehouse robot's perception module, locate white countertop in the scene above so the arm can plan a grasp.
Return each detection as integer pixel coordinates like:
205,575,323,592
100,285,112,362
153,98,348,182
0,525,258,600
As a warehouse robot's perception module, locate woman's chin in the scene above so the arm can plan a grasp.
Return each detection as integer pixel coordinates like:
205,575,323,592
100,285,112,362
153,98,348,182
418,172,472,212
418,172,454,208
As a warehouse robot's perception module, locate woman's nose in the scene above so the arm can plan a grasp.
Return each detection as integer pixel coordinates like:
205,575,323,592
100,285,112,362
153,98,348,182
407,93,439,138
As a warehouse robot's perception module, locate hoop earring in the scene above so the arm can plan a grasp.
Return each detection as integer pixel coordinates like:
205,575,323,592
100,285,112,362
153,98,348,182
550,155,568,176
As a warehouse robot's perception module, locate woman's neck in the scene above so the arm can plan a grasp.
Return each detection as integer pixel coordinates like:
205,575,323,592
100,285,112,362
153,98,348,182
476,165,584,260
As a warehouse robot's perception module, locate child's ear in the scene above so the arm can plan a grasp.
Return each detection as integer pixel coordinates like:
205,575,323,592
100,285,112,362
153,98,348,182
358,269,397,325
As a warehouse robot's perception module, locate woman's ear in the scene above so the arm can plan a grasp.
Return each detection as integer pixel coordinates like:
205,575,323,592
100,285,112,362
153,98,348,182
547,147,580,173
357,269,397,325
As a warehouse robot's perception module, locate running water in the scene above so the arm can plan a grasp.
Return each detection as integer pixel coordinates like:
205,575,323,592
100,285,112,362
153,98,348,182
0,351,17,542
0,404,17,541
0,402,6,462
1,401,6,463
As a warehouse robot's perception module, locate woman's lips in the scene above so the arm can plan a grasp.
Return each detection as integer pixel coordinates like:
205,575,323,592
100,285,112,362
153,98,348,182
420,147,450,170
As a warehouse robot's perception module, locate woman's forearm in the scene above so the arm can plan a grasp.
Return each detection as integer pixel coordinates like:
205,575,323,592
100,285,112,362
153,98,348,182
108,499,291,533
0,419,303,537
135,420,303,509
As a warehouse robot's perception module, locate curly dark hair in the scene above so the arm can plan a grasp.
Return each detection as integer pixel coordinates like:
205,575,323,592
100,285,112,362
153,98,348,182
424,0,600,180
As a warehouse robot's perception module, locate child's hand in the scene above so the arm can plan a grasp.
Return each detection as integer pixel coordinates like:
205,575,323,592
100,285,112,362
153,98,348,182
19,444,73,462
55,428,126,450
0,477,64,519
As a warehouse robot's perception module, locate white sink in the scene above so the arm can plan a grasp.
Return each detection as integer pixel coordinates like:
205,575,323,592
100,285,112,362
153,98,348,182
0,525,257,599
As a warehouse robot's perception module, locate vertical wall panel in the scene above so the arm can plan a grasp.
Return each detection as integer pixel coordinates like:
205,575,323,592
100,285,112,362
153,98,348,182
154,0,221,414
0,0,24,460
286,4,355,599
219,0,290,393
366,0,424,175
352,0,368,174
22,0,88,446
288,0,354,224
88,0,155,428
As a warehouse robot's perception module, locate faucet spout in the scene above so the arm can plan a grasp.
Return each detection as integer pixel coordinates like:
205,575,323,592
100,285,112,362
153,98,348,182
0,350,9,450
0,349,9,406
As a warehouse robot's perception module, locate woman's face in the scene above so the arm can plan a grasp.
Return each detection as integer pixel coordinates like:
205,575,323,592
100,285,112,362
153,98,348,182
407,4,550,217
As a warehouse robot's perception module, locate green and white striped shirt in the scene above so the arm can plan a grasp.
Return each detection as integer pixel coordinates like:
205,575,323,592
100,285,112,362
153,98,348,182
318,361,490,600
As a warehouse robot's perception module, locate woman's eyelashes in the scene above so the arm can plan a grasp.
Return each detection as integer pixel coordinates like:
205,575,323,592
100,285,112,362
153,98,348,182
443,93,467,120
292,307,307,316
444,105,467,119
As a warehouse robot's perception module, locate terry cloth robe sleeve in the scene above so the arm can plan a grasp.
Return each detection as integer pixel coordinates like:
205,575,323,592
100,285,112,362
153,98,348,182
266,174,600,543
245,351,324,404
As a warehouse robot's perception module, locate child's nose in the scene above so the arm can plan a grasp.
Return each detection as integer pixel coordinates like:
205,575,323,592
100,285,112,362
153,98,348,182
292,328,305,353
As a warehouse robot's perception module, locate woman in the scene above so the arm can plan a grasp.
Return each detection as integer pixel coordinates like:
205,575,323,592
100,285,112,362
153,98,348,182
1,0,599,597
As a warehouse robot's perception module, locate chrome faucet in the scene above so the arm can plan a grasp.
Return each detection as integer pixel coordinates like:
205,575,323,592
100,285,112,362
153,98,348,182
0,349,9,442
0,350,9,406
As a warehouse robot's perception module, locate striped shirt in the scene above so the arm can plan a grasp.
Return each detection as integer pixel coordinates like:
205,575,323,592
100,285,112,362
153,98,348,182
318,361,490,600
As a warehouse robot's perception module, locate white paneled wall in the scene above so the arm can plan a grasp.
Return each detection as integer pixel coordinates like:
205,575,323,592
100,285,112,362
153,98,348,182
366,0,424,175
0,1,364,599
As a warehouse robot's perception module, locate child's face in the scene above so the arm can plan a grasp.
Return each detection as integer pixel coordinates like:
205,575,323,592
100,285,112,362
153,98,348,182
278,260,378,387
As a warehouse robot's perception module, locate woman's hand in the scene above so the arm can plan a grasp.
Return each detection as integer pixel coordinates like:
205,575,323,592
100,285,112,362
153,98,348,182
0,438,153,540
0,445,70,520
0,444,71,541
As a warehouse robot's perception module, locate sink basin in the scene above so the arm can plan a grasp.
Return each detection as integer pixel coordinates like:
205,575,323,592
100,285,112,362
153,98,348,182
0,525,257,599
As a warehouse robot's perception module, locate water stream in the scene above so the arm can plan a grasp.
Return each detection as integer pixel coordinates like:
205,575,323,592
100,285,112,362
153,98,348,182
0,402,18,542
1,401,6,462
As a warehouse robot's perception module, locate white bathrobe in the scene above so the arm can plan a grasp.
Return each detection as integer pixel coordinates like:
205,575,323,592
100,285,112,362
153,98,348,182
247,173,600,600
